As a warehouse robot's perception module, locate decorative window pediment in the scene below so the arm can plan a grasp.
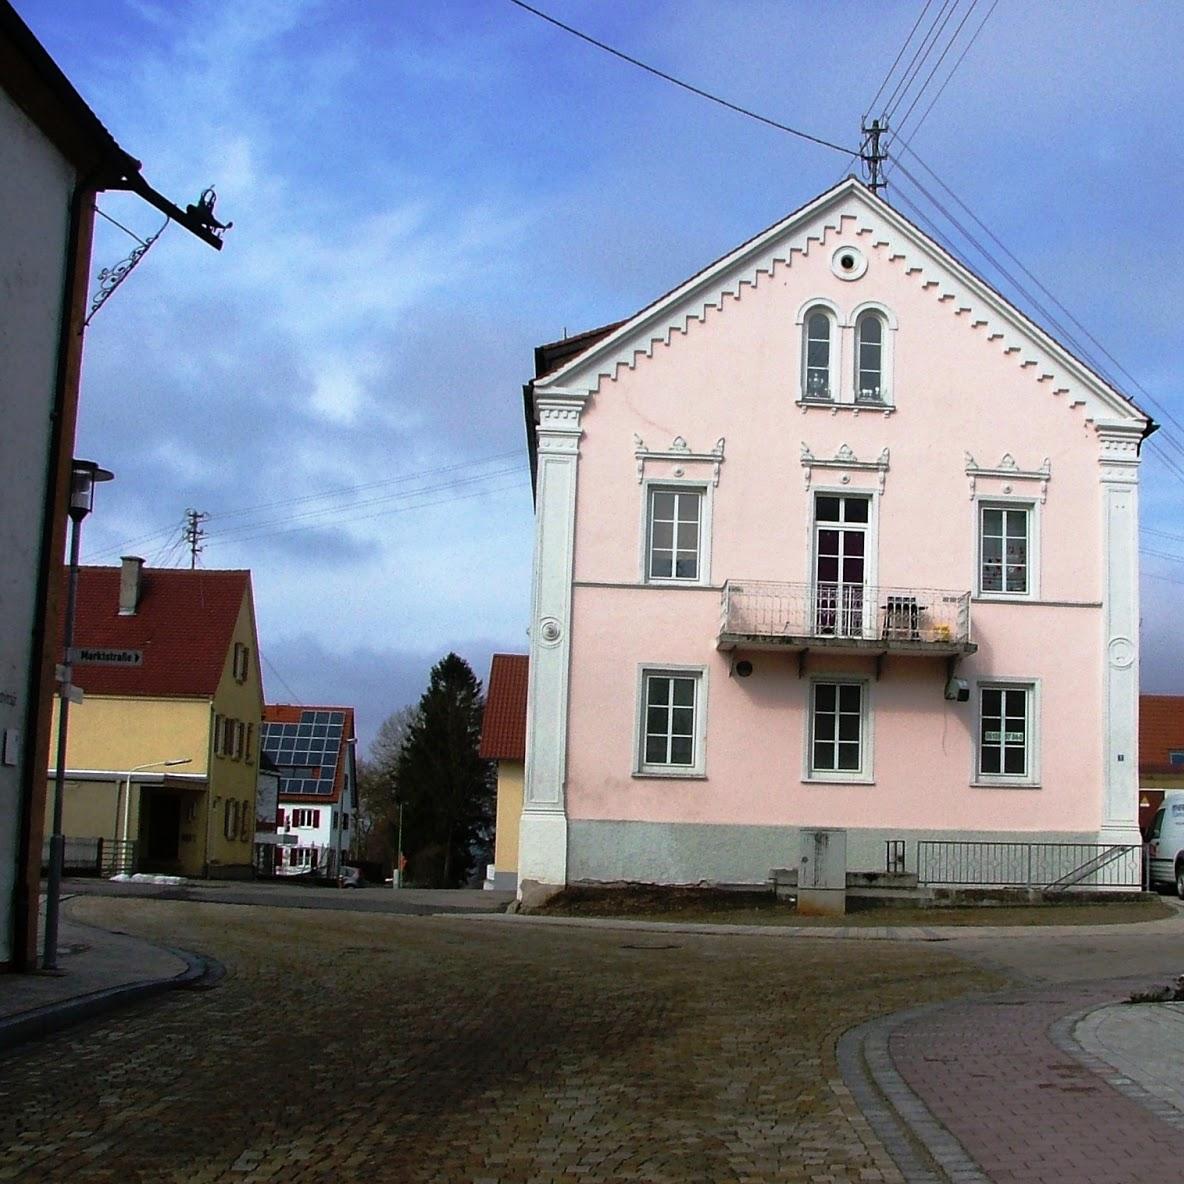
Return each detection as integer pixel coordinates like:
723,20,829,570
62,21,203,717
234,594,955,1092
964,452,1050,502
801,442,890,491
634,434,725,485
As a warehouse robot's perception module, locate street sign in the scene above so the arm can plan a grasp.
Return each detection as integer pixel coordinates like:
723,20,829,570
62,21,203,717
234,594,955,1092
70,648,143,667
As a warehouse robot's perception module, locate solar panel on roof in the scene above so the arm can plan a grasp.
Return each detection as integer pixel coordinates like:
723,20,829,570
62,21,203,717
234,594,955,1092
262,709,346,796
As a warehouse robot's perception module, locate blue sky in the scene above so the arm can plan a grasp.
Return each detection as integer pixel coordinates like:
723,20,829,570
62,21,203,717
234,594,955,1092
17,0,1184,749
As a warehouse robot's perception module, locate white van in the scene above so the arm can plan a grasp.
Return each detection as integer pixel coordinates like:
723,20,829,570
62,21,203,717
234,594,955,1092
1146,791,1184,896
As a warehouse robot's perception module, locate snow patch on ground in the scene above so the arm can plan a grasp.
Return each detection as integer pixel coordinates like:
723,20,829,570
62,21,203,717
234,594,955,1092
109,873,189,885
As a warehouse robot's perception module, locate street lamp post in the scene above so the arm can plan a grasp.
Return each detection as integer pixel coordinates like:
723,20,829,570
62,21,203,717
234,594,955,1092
395,800,404,889
113,758,193,876
43,459,113,971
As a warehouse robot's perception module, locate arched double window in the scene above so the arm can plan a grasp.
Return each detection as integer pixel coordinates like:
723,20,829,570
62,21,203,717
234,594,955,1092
855,311,886,403
802,307,836,401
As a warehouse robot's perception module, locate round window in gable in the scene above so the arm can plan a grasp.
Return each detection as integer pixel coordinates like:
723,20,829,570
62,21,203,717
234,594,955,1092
831,245,867,281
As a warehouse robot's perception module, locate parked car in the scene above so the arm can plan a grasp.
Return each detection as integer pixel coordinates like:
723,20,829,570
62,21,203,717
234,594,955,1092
1146,791,1184,897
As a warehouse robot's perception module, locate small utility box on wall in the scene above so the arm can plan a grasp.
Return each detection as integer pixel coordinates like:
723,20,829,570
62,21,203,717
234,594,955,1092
797,828,847,917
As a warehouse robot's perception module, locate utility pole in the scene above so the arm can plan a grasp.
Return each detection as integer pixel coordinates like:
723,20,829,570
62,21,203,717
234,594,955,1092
183,508,208,569
861,117,888,196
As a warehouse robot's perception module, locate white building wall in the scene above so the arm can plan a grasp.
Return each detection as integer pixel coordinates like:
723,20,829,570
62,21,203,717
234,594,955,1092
0,88,77,962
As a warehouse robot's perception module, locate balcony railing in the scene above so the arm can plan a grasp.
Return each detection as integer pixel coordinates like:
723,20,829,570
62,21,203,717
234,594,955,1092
718,580,974,653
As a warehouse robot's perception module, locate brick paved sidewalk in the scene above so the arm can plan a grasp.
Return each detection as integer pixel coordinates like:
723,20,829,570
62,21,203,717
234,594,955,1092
872,977,1184,1183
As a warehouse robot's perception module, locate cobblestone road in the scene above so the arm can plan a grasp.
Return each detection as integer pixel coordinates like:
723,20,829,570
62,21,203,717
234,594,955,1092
0,899,998,1184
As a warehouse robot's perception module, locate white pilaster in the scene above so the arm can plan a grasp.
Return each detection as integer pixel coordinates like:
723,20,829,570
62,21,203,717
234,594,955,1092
519,390,586,893
1096,420,1144,846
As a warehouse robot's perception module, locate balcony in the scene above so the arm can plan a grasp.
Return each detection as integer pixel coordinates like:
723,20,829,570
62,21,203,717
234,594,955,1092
718,581,976,657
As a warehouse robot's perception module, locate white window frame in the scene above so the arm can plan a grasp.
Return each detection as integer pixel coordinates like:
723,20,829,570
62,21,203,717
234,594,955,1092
975,497,1040,600
640,479,712,586
800,304,838,402
810,487,879,640
634,665,708,778
973,679,1040,788
804,677,873,784
849,301,896,406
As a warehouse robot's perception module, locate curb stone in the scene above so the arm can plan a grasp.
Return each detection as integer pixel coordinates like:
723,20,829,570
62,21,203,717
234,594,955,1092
838,1002,991,1184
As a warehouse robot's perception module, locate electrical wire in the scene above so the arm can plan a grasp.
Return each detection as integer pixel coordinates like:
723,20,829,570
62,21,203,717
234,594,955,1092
208,474,528,550
87,449,526,562
890,144,1184,463
505,0,853,155
882,0,959,122
892,0,981,140
262,654,303,706
864,0,937,121
201,465,524,547
898,0,998,142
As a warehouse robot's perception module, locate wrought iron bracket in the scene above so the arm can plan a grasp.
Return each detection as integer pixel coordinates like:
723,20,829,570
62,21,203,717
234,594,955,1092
85,216,168,327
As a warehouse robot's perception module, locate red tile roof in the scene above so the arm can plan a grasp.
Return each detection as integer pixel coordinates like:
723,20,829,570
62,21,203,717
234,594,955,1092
62,566,250,698
480,654,528,761
1140,695,1184,776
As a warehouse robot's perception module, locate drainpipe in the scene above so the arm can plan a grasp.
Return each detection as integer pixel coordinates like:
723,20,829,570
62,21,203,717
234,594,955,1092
13,170,101,971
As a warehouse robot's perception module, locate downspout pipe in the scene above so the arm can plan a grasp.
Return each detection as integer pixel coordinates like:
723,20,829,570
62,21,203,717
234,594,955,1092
13,167,101,970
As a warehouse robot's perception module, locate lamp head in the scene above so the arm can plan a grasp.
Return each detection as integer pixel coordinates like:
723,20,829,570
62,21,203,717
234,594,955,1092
69,459,114,521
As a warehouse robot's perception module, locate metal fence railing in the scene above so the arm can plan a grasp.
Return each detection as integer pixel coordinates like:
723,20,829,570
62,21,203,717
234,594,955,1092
41,837,136,877
916,841,1141,890
719,581,972,648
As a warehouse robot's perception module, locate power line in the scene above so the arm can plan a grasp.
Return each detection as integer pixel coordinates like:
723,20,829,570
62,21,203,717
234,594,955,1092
882,0,959,123
864,0,937,121
898,0,998,142
893,0,982,140
87,450,525,562
887,157,1184,470
262,654,303,706
207,474,528,550
201,465,525,548
506,0,853,155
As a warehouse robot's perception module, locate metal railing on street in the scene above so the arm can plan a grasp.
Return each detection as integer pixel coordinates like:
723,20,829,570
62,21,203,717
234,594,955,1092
916,841,1141,890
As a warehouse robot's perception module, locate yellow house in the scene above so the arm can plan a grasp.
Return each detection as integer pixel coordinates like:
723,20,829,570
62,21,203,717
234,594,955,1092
46,557,263,878
479,654,527,891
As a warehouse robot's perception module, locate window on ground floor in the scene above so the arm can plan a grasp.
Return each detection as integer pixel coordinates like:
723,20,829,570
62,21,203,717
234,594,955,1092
807,680,869,781
976,682,1038,785
636,667,706,776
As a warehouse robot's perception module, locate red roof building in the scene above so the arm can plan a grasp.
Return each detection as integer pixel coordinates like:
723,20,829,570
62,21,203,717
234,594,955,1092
1139,695,1184,831
480,654,528,891
48,558,264,881
479,654,528,761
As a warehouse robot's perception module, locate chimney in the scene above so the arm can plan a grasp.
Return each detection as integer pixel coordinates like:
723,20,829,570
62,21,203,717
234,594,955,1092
119,556,144,616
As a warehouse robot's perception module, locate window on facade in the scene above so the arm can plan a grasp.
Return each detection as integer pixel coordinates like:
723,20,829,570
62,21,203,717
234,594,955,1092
233,642,249,683
978,685,1032,779
224,799,236,840
1171,751,1184,767
814,494,869,639
979,505,1029,594
240,802,252,841
803,310,832,400
646,488,702,581
855,312,885,402
245,724,254,764
810,681,864,776
639,670,703,774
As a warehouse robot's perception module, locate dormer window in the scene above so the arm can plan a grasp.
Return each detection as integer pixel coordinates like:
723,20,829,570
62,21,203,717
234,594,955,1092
855,311,885,403
802,307,836,401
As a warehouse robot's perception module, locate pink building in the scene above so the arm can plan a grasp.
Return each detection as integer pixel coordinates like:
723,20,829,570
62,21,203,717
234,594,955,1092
518,178,1150,895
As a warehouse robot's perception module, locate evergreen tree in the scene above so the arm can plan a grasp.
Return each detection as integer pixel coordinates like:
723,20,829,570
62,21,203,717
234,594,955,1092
394,653,493,887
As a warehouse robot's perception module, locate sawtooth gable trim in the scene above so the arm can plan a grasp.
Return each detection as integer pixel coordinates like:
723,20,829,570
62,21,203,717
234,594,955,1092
534,177,1148,430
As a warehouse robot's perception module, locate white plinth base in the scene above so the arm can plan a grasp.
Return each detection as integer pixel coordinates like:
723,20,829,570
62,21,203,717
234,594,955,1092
518,809,568,896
